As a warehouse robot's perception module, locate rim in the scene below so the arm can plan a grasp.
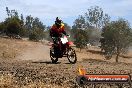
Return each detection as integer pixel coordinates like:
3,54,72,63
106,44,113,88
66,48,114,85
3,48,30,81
67,49,76,63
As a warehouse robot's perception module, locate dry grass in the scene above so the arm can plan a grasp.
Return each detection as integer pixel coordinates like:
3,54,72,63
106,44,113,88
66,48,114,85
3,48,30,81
0,73,64,88
23,82,63,88
0,73,18,88
0,38,18,59
0,37,132,88
75,46,132,63
0,38,34,59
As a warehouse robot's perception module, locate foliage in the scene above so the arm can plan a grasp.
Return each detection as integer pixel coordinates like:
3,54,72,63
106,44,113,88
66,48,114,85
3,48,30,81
85,6,110,45
0,7,46,41
29,27,45,41
5,17,22,35
72,6,111,49
74,29,89,50
72,15,89,50
63,23,74,41
0,22,5,33
6,7,19,18
101,18,132,62
85,6,110,29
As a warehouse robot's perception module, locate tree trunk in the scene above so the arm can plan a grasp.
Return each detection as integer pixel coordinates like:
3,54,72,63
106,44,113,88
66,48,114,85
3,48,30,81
80,48,81,52
116,54,119,62
116,47,120,62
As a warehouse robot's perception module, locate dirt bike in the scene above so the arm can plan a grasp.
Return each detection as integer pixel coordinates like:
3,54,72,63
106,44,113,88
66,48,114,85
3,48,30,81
50,35,77,64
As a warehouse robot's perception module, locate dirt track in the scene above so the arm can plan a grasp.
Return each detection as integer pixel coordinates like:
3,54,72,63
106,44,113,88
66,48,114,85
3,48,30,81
0,38,132,88
16,42,50,61
15,40,83,62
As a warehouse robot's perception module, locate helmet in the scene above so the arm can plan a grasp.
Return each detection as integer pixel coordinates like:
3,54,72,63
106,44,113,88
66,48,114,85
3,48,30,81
55,17,62,27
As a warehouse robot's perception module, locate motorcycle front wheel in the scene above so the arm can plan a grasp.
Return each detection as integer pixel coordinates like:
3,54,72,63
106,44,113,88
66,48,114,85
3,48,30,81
67,48,77,64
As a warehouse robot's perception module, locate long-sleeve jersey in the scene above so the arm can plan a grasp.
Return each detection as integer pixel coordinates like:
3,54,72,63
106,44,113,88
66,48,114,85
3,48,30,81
50,23,66,37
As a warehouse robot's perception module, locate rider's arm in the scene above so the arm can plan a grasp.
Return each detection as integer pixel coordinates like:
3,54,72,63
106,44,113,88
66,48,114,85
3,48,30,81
49,29,52,37
61,25,67,36
50,25,55,37
50,28,54,37
62,30,67,35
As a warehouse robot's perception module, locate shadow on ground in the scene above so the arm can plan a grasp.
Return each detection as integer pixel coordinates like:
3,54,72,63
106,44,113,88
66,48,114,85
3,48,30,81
32,61,61,64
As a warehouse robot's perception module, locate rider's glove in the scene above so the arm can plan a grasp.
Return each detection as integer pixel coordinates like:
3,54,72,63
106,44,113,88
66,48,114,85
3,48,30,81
51,37,55,39
66,34,70,37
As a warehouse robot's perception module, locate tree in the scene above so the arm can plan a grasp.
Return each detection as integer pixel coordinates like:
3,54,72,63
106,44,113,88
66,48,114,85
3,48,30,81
0,22,5,34
72,6,111,47
32,17,45,30
25,15,34,30
74,29,88,51
85,6,110,45
26,17,46,41
29,27,45,41
73,15,86,29
4,7,25,37
100,18,132,62
72,15,89,50
63,23,74,41
0,7,46,40
24,16,46,40
6,7,19,18
63,23,71,33
20,14,24,26
5,17,22,35
85,6,110,29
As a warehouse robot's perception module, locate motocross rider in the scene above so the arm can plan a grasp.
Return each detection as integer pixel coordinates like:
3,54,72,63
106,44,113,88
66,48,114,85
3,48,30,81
50,17,69,51
50,17,69,43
